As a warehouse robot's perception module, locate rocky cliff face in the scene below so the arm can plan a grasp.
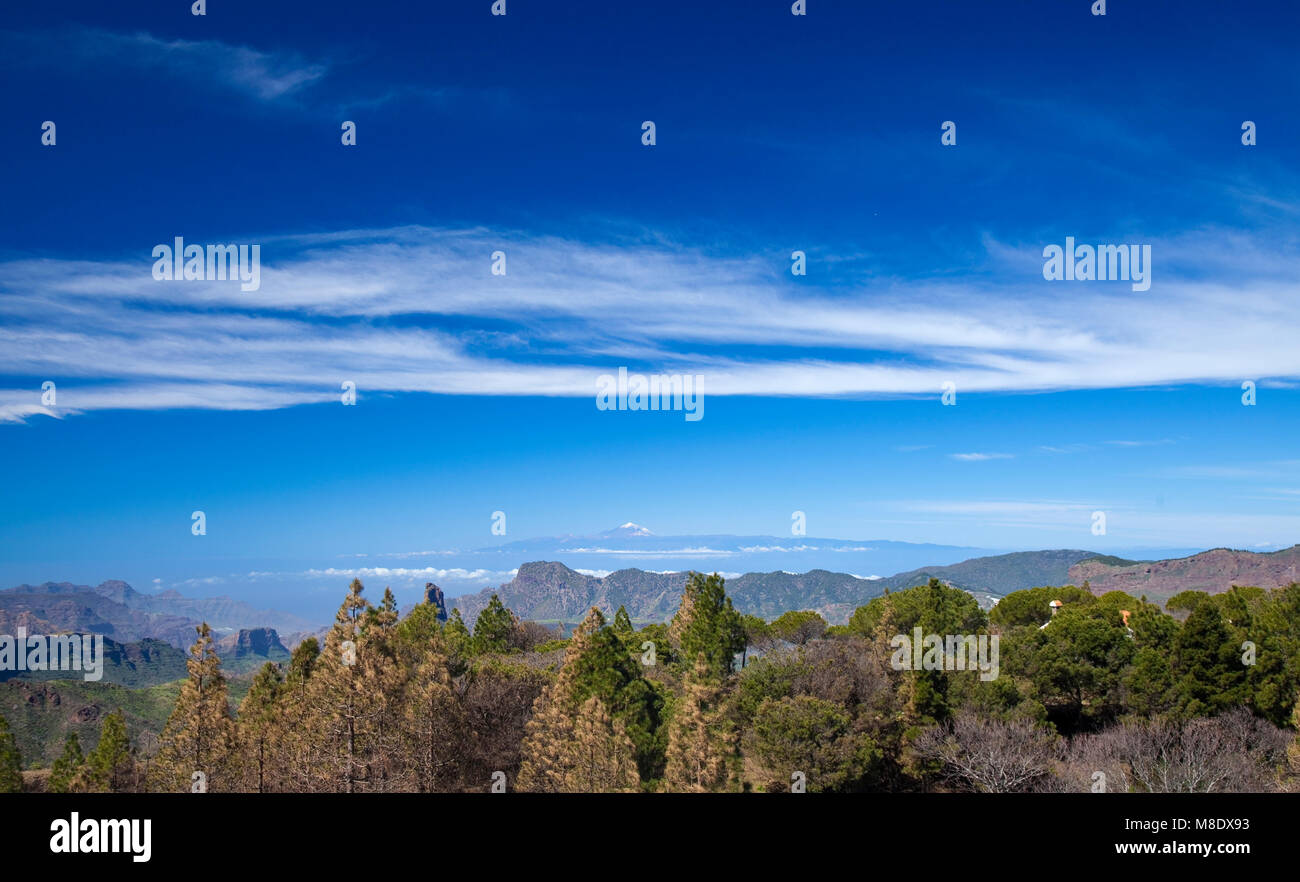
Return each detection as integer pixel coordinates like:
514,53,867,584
424,583,449,622
216,627,290,658
450,561,888,625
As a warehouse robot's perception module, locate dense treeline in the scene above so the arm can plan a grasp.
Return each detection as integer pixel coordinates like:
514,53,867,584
5,574,1299,793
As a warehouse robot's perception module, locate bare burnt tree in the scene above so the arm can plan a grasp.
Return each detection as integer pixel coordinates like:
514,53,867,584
456,663,550,791
1054,708,1291,793
912,710,1058,793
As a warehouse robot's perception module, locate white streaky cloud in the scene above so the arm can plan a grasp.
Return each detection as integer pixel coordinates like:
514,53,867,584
888,498,1300,546
4,224,1300,422
950,453,1014,462
633,571,740,579
891,499,1116,534
172,576,226,588
296,566,508,582
1156,463,1300,480
361,550,461,559
899,500,1112,516
563,547,735,557
0,28,328,101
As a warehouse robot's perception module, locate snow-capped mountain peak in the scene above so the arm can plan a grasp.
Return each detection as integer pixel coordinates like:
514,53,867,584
608,522,654,536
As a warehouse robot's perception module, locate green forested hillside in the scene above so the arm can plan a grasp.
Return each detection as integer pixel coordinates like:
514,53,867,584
0,678,181,767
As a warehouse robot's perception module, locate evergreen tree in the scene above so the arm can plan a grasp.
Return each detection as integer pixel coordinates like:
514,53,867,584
234,662,284,792
80,710,133,793
769,610,828,645
272,637,319,792
48,732,85,793
304,579,403,792
1173,601,1249,718
669,572,746,680
444,608,473,660
394,601,447,664
1022,607,1134,729
305,578,372,791
1247,584,1300,726
368,586,400,632
566,695,640,792
1123,647,1177,716
663,655,736,792
149,623,235,792
473,594,518,654
0,714,22,793
519,689,639,793
988,585,1096,629
745,695,882,793
517,608,651,791
851,578,986,638
563,608,664,777
613,606,634,635
367,585,406,788
854,579,997,738
402,633,466,792
1120,603,1180,717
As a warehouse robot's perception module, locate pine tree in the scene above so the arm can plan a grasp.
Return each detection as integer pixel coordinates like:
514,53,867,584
48,732,85,793
402,632,466,792
444,608,473,659
663,655,736,791
669,572,746,680
274,637,319,792
565,695,640,792
79,710,132,792
305,578,371,791
613,606,634,635
304,579,403,792
394,600,445,664
367,586,407,789
234,662,284,792
0,714,22,793
517,608,646,792
371,586,400,631
473,594,518,654
1173,602,1249,718
149,623,235,792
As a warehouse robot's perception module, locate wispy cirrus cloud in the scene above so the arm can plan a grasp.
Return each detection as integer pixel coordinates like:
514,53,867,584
1,26,504,113
1105,439,1175,448
0,27,328,101
3,224,1300,423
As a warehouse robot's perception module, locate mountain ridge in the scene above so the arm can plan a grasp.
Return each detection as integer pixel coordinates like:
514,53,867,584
1070,544,1300,602
450,550,1103,625
0,580,314,648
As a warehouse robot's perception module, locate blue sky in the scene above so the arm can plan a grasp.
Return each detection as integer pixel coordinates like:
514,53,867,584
2,1,1299,618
